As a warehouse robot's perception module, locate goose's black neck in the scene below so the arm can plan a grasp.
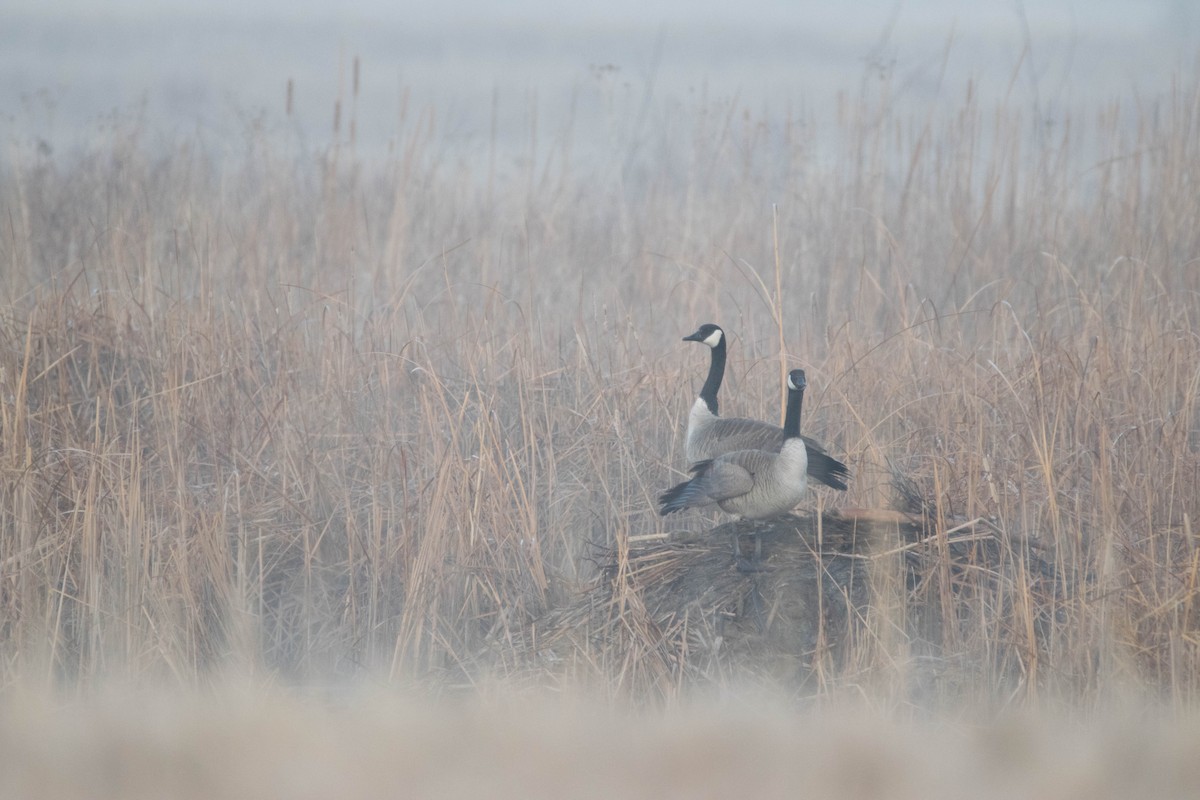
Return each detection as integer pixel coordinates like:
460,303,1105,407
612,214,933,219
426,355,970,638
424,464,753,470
699,338,726,415
783,378,805,439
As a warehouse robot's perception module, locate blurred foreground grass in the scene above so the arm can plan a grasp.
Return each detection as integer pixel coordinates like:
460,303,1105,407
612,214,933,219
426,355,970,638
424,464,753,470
3,685,1200,800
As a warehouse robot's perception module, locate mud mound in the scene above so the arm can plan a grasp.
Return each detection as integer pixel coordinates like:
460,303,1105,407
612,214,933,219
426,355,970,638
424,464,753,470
539,509,1060,697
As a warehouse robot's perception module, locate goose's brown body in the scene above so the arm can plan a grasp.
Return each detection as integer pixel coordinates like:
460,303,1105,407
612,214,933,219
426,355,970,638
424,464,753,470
681,324,849,491
661,369,811,519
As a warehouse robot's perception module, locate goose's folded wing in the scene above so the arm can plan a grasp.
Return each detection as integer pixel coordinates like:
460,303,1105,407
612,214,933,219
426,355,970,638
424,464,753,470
694,459,757,502
693,417,783,458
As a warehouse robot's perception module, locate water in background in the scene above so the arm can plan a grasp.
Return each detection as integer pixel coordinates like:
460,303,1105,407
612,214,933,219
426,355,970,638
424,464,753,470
3,0,1198,164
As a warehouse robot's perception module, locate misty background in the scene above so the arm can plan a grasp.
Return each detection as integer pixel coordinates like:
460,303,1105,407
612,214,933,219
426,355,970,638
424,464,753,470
4,1,1198,165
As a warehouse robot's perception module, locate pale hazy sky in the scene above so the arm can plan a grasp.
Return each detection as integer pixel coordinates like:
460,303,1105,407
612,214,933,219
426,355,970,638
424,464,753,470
4,1,1197,159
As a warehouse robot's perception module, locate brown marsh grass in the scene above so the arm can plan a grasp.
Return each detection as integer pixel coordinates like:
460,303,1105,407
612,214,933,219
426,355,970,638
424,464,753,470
1,67,1200,793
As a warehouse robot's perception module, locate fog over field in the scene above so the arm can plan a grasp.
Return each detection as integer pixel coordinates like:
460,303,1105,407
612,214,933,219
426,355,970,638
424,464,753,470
4,0,1198,161
3,3,1200,798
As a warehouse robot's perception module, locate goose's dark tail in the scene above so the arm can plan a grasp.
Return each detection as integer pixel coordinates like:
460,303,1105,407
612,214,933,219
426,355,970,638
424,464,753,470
808,451,850,491
658,460,714,515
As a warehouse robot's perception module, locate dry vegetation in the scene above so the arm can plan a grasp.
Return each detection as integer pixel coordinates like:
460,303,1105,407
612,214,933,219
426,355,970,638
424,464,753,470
2,67,1200,793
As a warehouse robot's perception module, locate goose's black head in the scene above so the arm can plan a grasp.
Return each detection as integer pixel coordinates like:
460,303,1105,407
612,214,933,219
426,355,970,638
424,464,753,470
683,323,724,349
787,369,807,391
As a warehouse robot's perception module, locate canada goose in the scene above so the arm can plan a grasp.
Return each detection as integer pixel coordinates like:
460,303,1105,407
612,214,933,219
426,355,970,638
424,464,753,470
681,323,849,491
660,368,810,520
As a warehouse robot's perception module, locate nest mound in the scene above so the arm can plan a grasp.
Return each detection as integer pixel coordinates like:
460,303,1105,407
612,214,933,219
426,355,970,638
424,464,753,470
538,509,1060,695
